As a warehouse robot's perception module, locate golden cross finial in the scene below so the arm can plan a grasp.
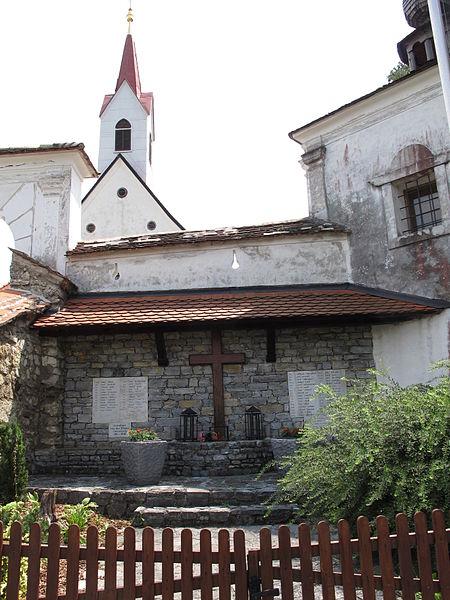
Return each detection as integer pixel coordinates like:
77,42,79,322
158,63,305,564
127,3,133,34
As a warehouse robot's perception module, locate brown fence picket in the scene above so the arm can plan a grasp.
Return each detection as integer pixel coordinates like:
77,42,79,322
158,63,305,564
104,526,118,600
259,527,273,593
6,521,22,600
181,528,193,600
85,525,99,600
375,515,396,600
218,529,231,600
66,525,81,600
338,519,356,600
0,522,3,587
233,530,247,600
45,523,61,600
298,522,314,600
357,516,375,600
26,522,41,600
200,529,213,600
318,520,335,600
247,550,260,600
414,511,434,600
162,528,174,600
432,509,450,600
395,512,415,600
142,527,155,600
124,526,136,600
278,525,294,600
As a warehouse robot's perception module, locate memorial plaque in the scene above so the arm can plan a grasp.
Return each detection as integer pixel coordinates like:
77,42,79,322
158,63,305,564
288,369,346,426
92,377,148,424
109,423,131,440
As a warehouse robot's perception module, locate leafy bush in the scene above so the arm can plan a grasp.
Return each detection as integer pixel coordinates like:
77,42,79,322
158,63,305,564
61,497,98,531
274,364,450,530
0,420,28,503
388,61,410,82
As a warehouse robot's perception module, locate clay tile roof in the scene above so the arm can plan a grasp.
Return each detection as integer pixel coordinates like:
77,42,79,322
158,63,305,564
0,286,48,327
32,285,447,333
68,217,348,256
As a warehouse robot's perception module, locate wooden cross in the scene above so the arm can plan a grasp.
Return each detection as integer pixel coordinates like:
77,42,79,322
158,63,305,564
189,330,245,432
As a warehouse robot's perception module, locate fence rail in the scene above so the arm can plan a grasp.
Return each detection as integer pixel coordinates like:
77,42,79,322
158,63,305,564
0,509,448,600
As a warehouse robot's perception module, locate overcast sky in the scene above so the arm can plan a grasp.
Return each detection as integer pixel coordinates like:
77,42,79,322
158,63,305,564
0,0,412,230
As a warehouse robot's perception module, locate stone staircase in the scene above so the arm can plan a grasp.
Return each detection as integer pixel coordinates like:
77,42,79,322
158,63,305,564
29,473,298,528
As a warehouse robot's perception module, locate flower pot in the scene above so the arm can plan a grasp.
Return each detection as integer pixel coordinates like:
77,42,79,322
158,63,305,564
121,440,168,485
270,438,299,470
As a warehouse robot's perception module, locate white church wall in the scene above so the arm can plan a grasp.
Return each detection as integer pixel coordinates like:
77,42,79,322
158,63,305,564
81,159,180,241
0,151,93,276
0,219,15,287
372,309,450,387
98,82,149,181
295,67,450,300
67,233,351,293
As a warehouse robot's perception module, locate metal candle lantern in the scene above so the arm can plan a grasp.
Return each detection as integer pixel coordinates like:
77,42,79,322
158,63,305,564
180,408,198,441
245,406,264,440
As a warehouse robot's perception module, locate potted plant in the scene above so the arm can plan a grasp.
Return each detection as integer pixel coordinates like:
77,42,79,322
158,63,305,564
121,427,168,485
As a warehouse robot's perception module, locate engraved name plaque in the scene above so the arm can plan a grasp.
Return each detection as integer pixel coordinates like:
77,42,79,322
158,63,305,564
92,377,148,424
288,369,346,426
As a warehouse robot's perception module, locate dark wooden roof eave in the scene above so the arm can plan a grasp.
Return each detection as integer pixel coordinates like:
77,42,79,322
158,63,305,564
35,311,441,337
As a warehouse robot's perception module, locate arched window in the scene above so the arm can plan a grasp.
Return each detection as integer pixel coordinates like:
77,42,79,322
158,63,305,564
115,119,131,152
412,41,427,69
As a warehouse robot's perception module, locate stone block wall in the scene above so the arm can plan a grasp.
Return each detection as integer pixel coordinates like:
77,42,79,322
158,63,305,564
35,324,375,473
0,317,64,460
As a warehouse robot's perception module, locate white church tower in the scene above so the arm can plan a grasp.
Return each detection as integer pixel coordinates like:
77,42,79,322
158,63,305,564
98,8,154,182
81,9,183,241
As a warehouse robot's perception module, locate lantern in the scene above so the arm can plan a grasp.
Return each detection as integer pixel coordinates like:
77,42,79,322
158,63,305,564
180,408,198,441
245,406,264,440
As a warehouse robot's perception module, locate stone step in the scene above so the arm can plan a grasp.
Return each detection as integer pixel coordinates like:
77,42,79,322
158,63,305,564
133,504,298,527
30,474,281,519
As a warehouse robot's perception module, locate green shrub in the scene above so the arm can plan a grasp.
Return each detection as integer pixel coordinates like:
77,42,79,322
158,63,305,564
0,420,28,503
274,364,450,530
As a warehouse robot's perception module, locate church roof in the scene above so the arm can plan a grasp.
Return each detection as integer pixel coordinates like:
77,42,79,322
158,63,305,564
68,217,347,256
0,143,97,177
0,286,48,326
32,284,447,333
100,34,153,117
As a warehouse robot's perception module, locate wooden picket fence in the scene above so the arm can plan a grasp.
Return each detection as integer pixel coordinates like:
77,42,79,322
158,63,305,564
0,509,449,600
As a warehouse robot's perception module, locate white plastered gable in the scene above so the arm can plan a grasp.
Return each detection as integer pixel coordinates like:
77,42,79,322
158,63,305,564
81,156,182,241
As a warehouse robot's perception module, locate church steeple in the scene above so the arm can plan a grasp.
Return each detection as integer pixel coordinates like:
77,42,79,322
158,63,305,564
98,8,155,182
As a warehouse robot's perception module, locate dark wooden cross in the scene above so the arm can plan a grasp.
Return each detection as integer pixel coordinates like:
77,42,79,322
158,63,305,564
189,330,245,431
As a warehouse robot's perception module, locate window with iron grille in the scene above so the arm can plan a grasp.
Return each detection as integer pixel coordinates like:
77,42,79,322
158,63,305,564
397,171,441,234
115,119,132,152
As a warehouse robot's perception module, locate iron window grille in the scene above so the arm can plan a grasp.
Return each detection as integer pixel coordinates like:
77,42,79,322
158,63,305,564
115,119,132,152
397,172,441,234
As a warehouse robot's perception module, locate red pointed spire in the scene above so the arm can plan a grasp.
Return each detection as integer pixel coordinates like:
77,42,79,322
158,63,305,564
99,34,153,117
116,34,141,96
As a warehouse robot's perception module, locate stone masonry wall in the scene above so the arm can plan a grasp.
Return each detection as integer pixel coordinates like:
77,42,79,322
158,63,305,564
31,324,374,474
0,317,64,461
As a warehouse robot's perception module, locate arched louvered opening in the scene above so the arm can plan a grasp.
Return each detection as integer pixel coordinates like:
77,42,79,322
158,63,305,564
115,119,132,151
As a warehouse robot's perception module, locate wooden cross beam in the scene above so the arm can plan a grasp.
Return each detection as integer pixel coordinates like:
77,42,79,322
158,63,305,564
189,330,245,432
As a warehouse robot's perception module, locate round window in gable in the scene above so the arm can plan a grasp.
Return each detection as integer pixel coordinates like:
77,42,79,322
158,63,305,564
117,187,128,198
147,220,157,231
86,223,96,233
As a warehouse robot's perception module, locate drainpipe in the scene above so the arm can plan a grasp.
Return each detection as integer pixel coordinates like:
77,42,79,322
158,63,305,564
427,0,450,129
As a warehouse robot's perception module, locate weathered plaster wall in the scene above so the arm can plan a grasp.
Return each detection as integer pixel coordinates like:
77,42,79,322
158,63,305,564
67,234,351,292
81,159,181,242
0,153,86,275
31,324,374,474
98,82,150,181
372,309,450,386
296,67,450,300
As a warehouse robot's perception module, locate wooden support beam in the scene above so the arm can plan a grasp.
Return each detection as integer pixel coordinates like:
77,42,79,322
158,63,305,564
266,328,276,363
155,331,169,366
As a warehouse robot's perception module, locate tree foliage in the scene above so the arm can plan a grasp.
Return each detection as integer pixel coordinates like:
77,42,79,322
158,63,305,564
275,365,450,530
0,420,28,504
388,61,410,82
